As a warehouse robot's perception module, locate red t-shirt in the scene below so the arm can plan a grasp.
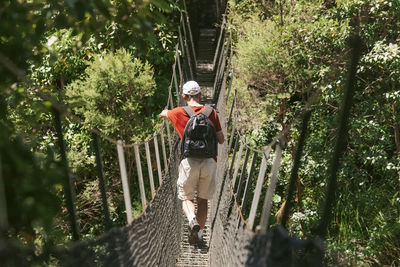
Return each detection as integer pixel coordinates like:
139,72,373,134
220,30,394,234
167,105,222,139
167,105,222,161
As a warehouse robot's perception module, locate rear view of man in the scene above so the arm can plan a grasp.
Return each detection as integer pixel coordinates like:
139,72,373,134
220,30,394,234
159,81,224,244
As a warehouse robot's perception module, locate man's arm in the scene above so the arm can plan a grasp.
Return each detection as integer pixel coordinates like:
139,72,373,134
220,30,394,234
159,109,169,119
216,131,224,144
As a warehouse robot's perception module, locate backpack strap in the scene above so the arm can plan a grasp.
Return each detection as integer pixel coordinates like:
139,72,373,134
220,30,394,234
202,105,214,117
183,105,214,117
182,106,196,117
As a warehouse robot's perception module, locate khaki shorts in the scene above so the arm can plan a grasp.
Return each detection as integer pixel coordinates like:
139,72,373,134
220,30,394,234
177,158,217,200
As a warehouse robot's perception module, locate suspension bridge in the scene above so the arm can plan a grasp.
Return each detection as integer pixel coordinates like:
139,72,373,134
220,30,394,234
3,0,363,266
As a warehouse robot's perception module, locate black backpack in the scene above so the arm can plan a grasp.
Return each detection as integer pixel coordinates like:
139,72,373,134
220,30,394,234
181,105,218,158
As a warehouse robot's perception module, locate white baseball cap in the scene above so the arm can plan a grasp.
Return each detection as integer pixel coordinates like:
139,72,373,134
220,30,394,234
182,81,201,95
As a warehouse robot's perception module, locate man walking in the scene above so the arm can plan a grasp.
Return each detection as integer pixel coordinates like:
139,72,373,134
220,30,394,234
159,81,224,244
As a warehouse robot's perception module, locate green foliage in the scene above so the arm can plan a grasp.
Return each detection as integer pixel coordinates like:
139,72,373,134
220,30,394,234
0,94,61,245
0,0,175,86
65,48,157,141
1,0,180,260
229,0,400,264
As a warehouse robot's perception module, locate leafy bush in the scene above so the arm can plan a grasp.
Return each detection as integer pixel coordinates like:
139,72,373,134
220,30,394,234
229,0,400,264
66,48,157,142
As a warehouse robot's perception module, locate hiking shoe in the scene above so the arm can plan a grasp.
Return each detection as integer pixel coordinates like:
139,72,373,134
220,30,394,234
188,218,200,244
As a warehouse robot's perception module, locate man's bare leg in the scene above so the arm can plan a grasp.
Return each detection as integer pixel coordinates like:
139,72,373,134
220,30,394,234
196,197,208,229
182,199,196,221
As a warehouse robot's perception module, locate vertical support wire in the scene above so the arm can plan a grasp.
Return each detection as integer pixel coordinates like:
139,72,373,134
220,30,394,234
178,16,191,80
160,122,168,173
225,30,235,99
181,13,194,80
228,134,240,178
227,89,236,126
168,85,175,110
232,140,244,189
178,24,187,82
172,54,180,105
117,140,133,224
92,132,112,230
248,147,271,230
236,147,251,200
228,119,236,152
133,143,147,210
176,44,183,89
259,138,285,233
213,32,227,96
212,16,226,69
182,0,197,68
281,111,311,228
153,133,163,186
53,108,80,240
241,151,258,211
144,141,156,198
317,36,362,239
166,118,172,156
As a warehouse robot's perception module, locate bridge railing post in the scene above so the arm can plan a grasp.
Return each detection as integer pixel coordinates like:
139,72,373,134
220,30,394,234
133,142,147,210
153,133,163,186
116,140,133,224
160,121,168,173
145,140,156,198
259,137,285,233
228,133,240,178
235,147,251,200
247,147,270,230
240,151,258,213
231,139,244,189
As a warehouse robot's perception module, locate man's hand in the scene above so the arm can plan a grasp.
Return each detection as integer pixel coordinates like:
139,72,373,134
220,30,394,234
159,109,168,119
216,131,224,144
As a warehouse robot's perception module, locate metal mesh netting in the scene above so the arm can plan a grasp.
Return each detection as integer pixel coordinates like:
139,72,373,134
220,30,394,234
6,148,183,267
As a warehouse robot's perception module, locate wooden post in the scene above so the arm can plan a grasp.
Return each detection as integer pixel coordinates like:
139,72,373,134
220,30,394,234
248,147,271,230
117,140,133,224
166,121,172,156
236,147,251,199
259,139,284,233
160,122,168,173
134,143,147,210
145,141,156,198
232,140,244,189
241,151,258,211
153,133,163,186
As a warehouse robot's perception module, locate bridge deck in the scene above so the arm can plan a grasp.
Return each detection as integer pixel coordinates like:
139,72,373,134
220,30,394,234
175,27,217,267
175,202,211,267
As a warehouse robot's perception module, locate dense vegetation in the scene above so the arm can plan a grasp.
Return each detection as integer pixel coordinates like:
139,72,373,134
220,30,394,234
228,0,399,265
1,0,399,265
1,0,180,261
